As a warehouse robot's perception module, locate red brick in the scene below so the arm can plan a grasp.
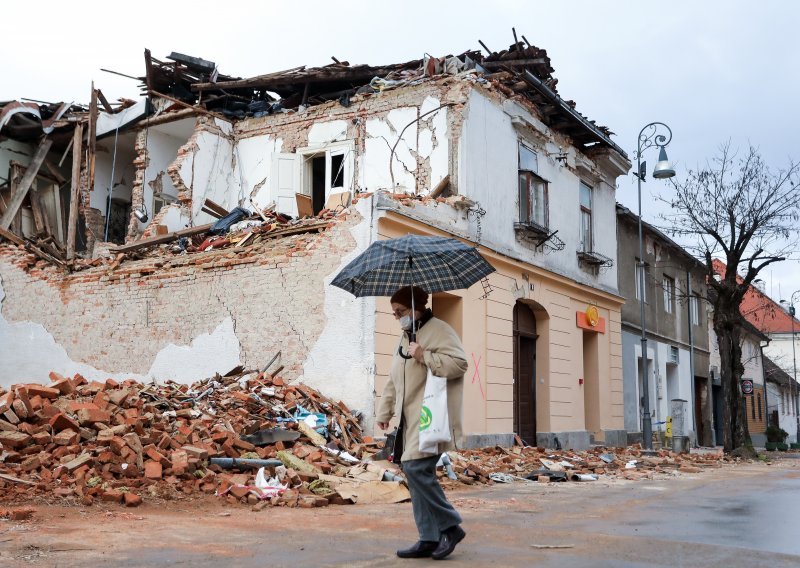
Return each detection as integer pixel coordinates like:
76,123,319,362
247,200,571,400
77,407,111,426
124,493,142,507
0,391,14,414
0,431,32,449
101,490,124,503
22,385,60,399
49,413,80,433
49,374,75,395
53,430,79,446
144,461,163,479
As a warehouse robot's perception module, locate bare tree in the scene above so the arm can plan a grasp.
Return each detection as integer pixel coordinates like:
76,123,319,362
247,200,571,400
662,144,800,453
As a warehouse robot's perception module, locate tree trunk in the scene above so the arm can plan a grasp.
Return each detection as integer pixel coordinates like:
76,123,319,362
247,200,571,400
714,312,752,452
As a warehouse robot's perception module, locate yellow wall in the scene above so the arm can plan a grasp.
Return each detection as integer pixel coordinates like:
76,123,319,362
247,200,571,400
374,213,624,439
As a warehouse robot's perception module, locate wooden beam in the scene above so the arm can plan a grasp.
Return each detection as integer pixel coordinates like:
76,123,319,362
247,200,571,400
66,123,83,260
29,190,47,235
87,83,98,204
481,59,549,69
192,66,305,91
96,89,113,113
148,90,229,122
0,226,25,246
0,138,53,230
108,222,213,254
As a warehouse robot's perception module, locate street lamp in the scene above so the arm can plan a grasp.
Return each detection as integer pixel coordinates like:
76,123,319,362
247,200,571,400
780,292,800,445
634,122,676,450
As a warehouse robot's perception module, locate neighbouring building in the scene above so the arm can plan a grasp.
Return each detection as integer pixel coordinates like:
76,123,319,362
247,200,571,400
763,356,799,442
615,207,712,447
1,41,632,449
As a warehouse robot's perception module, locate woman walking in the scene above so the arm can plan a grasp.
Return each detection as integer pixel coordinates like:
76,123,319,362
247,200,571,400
376,285,468,560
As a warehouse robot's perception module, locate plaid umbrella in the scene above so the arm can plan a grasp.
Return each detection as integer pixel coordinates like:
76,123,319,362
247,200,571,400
331,234,495,298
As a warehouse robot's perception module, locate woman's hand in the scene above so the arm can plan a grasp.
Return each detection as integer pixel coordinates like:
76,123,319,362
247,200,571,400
408,342,425,363
377,422,389,430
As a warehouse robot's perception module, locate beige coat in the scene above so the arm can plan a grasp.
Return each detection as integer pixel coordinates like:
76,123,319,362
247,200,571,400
376,316,468,462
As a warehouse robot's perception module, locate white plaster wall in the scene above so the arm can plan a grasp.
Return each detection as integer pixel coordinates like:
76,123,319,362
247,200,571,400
236,134,283,210
459,89,620,291
179,129,236,225
308,120,348,147
652,342,696,436
0,274,243,389
362,102,448,194
160,205,190,233
90,134,136,211
766,381,798,443
765,334,800,378
139,122,192,231
300,195,378,419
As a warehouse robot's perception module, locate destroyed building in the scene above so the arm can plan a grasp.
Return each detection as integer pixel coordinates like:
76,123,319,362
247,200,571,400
1,40,632,450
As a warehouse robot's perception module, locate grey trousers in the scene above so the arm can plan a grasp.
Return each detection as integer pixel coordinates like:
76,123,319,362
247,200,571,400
402,455,462,542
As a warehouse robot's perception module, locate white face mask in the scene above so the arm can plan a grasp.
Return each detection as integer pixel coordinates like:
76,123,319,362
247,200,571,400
400,314,413,330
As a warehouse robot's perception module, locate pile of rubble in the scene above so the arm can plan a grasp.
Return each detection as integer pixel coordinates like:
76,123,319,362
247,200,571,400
0,367,405,510
445,444,730,486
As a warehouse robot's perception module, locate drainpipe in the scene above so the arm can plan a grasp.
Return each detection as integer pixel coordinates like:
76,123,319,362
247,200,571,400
687,269,697,446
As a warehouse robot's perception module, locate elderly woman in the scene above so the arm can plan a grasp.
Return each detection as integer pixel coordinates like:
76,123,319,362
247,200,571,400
376,285,469,560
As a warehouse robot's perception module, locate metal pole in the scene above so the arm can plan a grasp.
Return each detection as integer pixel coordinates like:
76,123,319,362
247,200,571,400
637,138,653,450
687,269,697,445
790,301,799,444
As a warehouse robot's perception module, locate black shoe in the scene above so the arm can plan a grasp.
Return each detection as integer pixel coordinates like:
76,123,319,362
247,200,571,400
397,540,438,558
432,525,466,560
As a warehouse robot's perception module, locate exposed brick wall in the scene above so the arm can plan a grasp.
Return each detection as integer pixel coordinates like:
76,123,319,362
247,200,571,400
0,214,360,382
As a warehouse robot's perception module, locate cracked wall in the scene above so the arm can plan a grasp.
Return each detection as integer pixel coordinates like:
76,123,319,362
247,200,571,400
0,213,362,405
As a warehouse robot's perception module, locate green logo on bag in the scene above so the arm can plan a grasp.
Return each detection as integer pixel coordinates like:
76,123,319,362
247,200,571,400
420,406,432,431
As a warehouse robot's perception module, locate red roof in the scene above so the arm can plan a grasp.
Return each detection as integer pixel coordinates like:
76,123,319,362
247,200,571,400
713,259,800,334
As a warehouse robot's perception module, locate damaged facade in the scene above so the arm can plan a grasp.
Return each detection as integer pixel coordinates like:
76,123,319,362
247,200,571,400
1,42,631,449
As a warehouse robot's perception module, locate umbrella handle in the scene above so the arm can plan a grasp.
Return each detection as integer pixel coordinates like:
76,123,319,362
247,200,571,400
398,332,416,360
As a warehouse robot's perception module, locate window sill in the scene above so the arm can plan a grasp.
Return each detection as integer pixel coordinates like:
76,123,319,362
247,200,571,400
514,221,565,251
576,250,614,269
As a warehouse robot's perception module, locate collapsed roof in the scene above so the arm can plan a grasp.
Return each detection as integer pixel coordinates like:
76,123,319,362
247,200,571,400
136,39,625,156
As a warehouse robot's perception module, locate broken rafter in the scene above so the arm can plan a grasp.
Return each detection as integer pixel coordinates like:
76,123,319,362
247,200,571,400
482,59,549,69
0,138,53,230
66,123,83,260
108,223,214,254
192,66,306,91
148,90,230,122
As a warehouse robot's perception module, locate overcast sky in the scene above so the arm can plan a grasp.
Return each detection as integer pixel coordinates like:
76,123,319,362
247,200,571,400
3,1,799,303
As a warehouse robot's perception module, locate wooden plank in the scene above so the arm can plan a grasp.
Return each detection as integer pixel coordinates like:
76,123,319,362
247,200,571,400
66,123,83,260
148,90,228,121
96,89,113,113
482,59,548,69
87,84,98,201
0,226,25,246
295,193,313,218
29,189,47,235
0,138,53,230
108,223,213,253
203,198,229,217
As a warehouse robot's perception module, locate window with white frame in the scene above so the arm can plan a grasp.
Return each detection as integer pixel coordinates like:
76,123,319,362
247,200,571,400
518,144,548,228
578,182,593,252
663,275,675,313
635,261,647,302
690,293,700,325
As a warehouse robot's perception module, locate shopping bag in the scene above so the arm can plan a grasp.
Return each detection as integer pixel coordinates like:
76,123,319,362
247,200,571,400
419,369,451,454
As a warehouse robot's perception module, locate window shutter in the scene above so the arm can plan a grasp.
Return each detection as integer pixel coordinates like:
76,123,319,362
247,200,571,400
271,153,301,217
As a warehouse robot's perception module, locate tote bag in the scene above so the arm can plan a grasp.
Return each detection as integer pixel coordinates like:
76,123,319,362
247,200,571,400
419,368,451,454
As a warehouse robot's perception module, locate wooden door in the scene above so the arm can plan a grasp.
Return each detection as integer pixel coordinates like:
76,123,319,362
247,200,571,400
514,302,537,445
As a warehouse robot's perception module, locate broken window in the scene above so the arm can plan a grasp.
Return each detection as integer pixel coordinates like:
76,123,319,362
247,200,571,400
578,181,593,252
302,151,347,215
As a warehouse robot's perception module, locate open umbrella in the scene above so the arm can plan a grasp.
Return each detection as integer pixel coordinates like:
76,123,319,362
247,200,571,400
331,234,495,356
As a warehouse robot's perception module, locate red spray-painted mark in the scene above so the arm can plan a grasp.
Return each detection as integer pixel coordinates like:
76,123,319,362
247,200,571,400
471,353,486,401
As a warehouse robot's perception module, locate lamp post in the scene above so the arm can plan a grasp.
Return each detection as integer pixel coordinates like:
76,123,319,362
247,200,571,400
780,292,800,445
634,122,676,450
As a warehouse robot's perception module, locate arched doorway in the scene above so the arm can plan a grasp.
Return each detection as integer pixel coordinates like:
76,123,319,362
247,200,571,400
514,301,538,445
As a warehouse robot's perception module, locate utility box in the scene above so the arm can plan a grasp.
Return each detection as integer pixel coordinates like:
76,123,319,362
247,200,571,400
670,398,689,452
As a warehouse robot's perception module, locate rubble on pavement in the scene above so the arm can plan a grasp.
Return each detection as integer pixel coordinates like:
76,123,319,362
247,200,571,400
0,367,403,510
443,443,732,486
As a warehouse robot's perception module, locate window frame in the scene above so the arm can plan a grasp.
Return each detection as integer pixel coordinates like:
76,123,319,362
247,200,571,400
578,181,593,252
517,144,549,229
690,293,700,326
635,260,648,303
663,275,675,314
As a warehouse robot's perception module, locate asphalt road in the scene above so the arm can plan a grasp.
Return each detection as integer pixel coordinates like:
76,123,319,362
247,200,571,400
1,459,799,567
